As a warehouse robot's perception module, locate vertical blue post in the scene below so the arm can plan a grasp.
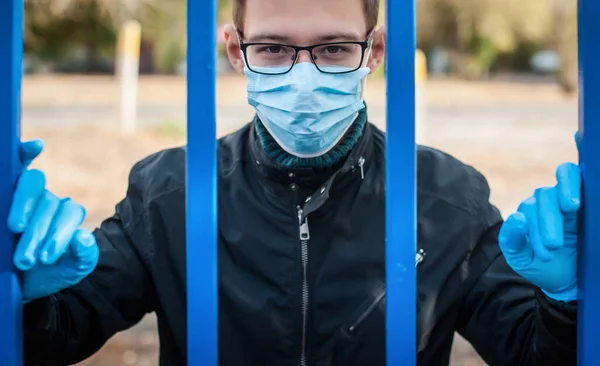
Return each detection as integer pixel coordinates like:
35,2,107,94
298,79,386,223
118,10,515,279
385,1,417,365
0,0,23,365
186,0,218,365
577,0,600,365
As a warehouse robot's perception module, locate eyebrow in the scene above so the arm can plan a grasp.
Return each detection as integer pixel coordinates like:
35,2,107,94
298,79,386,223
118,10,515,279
245,32,363,44
245,33,290,43
317,32,363,43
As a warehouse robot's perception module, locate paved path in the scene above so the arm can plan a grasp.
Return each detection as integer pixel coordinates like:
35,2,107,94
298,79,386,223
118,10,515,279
22,101,576,129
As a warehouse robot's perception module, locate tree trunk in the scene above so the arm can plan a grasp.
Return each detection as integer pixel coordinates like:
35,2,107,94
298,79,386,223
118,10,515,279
85,42,100,73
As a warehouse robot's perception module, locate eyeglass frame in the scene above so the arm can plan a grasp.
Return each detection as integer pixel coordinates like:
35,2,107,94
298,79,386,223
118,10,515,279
237,29,375,75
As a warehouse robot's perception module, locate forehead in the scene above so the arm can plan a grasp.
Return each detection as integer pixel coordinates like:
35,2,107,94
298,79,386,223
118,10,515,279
243,0,367,44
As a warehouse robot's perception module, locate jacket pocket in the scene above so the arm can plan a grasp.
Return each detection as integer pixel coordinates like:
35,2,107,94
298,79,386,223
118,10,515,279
331,287,387,366
343,286,386,337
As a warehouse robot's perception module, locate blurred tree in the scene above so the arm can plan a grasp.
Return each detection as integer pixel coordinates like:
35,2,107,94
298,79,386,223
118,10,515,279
416,0,553,78
25,0,116,72
24,0,189,73
23,0,579,84
94,0,230,73
62,0,117,72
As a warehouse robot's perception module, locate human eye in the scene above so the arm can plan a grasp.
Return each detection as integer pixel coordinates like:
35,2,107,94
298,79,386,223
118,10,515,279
256,45,288,55
321,44,352,55
314,44,356,60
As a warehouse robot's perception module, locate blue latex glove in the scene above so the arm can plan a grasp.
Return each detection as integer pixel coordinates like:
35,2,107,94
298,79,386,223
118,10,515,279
20,139,44,168
8,140,99,302
499,158,580,303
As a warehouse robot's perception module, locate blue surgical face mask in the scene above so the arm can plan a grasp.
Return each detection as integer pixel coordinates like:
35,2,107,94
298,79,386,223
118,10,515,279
245,62,370,158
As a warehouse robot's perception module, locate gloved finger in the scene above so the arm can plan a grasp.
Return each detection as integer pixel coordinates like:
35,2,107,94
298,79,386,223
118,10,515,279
20,139,44,168
38,198,86,265
7,169,46,234
519,196,553,262
535,187,563,250
556,162,581,213
13,191,61,270
498,211,529,257
67,229,99,272
575,131,582,154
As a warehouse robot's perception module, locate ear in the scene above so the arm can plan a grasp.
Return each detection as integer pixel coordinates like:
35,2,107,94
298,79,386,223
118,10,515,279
367,26,386,74
224,24,245,74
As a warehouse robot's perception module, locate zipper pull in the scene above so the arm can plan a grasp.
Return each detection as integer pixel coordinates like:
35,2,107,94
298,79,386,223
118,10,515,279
297,206,310,241
415,248,426,267
358,157,365,180
300,219,310,241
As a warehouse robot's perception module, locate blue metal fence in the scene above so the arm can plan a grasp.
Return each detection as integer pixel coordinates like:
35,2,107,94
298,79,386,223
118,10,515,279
385,1,417,365
1,0,598,365
0,0,23,365
186,0,218,365
577,0,600,365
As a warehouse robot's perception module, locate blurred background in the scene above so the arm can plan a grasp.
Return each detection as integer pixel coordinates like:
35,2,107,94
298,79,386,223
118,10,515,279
21,0,579,365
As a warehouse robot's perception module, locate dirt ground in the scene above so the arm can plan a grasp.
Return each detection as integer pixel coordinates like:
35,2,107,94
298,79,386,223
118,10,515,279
20,74,579,365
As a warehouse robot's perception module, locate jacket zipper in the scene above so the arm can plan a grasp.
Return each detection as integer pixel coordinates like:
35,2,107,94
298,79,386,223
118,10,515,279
347,248,427,334
297,206,310,366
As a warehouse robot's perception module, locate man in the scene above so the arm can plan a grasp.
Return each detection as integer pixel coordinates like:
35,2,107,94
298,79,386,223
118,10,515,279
11,0,578,365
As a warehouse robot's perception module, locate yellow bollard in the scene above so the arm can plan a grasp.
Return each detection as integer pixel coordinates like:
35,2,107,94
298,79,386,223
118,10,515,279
415,49,427,144
415,49,427,84
116,20,142,134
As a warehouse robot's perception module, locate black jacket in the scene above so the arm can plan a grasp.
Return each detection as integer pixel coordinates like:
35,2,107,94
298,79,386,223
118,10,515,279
23,120,576,366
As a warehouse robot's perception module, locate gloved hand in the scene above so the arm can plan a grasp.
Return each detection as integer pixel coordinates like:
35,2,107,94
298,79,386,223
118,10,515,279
499,156,580,303
8,140,99,302
20,139,44,169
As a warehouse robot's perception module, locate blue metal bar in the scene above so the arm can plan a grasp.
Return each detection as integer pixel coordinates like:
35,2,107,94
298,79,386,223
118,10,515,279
577,0,600,364
186,0,218,365
385,1,417,365
0,0,23,365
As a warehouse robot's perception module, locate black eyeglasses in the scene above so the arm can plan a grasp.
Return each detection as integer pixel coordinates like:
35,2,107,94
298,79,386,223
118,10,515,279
239,31,374,75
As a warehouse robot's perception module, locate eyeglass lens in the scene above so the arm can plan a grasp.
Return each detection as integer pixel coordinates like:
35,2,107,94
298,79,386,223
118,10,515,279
246,43,363,74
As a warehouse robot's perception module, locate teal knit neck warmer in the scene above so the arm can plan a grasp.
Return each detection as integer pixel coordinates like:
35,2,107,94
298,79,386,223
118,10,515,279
254,108,368,168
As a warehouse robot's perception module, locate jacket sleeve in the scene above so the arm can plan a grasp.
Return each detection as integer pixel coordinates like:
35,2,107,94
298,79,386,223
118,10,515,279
455,178,577,366
23,164,157,366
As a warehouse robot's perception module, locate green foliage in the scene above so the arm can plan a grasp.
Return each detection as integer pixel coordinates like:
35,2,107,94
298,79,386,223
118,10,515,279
416,0,560,77
155,118,186,138
462,28,499,78
25,0,116,66
155,39,185,73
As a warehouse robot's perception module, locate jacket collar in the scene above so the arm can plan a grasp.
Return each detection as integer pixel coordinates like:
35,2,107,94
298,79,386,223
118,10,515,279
248,108,374,191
